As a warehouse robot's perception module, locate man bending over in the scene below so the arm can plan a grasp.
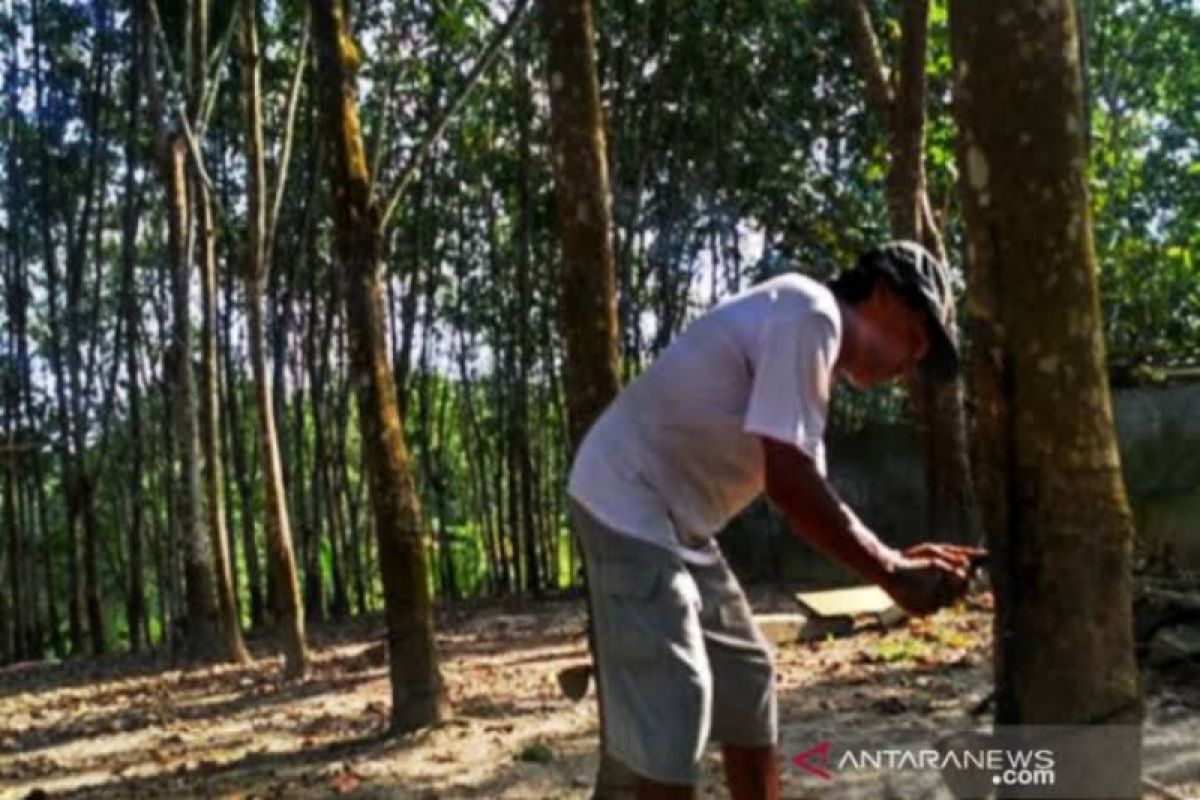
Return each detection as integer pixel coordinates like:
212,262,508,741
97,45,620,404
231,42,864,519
568,241,983,799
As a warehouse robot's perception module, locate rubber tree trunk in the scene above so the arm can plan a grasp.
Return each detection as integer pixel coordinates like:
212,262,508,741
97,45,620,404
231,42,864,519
166,132,225,659
310,0,448,732
3,471,21,662
242,0,309,676
246,283,308,674
223,262,265,630
542,0,632,795
198,184,250,664
841,0,979,546
118,20,147,650
949,0,1141,781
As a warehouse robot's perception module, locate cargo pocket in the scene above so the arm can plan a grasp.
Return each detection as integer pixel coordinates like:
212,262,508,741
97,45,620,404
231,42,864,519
598,559,666,664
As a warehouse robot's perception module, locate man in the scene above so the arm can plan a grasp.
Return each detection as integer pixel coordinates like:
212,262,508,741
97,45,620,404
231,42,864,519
568,241,984,799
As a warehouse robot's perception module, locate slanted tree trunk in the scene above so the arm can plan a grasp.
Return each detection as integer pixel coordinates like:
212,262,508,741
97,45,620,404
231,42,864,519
310,0,448,732
190,0,248,666
241,0,309,676
135,0,237,662
950,0,1141,780
542,1,630,795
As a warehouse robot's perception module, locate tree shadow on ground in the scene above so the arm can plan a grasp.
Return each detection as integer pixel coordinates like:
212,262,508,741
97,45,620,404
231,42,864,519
43,728,407,799
4,669,383,760
4,636,388,749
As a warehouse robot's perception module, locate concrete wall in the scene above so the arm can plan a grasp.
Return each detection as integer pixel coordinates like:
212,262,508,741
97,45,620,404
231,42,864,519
722,382,1200,585
1115,384,1200,567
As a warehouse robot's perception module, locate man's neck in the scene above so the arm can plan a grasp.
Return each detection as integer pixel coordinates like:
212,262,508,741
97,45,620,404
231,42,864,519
832,297,862,381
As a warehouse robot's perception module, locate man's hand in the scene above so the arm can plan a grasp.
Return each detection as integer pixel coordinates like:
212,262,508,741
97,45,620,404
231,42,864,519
760,438,989,612
882,543,987,616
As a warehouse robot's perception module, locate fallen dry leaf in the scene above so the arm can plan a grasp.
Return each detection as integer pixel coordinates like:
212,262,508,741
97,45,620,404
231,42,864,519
330,769,362,795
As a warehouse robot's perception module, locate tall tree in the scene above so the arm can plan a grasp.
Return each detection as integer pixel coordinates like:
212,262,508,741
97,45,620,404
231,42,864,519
140,0,237,660
192,0,250,665
167,124,226,657
31,0,113,655
309,0,448,731
120,11,148,653
3,0,34,660
950,0,1141,772
512,34,541,597
221,250,265,629
542,0,630,795
840,0,978,546
241,0,309,676
543,1,621,451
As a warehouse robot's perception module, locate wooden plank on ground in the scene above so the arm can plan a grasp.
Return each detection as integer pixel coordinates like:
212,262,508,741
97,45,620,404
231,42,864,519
795,585,900,620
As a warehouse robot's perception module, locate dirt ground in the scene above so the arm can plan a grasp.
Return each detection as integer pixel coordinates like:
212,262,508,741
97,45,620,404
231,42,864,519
1,591,1196,799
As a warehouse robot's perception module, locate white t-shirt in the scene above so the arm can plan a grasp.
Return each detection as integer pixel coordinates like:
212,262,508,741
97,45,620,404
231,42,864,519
568,273,842,564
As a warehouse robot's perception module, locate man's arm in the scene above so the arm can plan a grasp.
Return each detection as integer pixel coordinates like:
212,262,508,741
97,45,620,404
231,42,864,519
761,437,899,583
761,437,980,614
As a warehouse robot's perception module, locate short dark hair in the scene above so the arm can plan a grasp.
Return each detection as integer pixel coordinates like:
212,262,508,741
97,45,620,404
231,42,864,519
828,249,929,312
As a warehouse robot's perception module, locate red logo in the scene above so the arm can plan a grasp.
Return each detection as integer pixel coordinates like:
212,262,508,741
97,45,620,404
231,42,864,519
792,741,833,779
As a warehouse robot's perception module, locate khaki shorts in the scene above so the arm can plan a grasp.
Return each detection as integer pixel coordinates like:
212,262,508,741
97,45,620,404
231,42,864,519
571,500,777,785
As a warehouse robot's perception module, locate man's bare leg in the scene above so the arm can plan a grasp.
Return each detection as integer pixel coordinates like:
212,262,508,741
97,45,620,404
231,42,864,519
721,744,780,800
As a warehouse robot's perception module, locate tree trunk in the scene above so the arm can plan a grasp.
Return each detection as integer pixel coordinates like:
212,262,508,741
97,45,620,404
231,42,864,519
32,453,62,656
43,216,84,657
242,0,309,676
310,0,448,732
514,40,541,597
248,280,309,672
67,0,110,660
3,469,22,662
314,288,351,618
542,1,631,794
120,18,147,652
166,132,225,659
3,22,30,658
299,286,325,622
332,340,367,616
31,0,84,655
223,288,265,629
413,250,454,601
197,183,250,663
950,0,1141,787
543,1,622,451
841,0,979,546
153,244,183,648
333,324,369,616
182,0,246,664
268,261,292,623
